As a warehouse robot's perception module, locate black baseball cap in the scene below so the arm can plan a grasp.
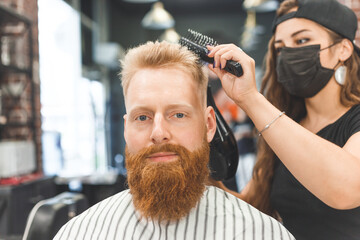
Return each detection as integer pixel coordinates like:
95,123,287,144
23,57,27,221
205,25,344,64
272,0,360,55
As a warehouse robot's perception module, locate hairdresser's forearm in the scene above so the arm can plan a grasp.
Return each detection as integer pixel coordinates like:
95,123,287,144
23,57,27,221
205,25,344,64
238,92,360,210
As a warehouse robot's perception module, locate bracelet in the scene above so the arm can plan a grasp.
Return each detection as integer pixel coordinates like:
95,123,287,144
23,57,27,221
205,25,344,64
258,111,285,136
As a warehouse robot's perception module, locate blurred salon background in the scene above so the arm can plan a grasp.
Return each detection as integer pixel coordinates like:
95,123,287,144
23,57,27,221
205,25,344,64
0,0,359,238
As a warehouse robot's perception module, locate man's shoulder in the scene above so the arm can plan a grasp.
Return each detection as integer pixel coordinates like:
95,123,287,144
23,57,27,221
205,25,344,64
53,189,133,240
204,186,247,205
203,186,253,214
82,188,133,216
86,188,132,209
102,188,131,202
203,186,295,239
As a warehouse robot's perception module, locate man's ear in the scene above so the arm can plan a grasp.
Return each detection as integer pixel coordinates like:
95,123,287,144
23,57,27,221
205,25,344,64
339,39,354,62
205,106,216,143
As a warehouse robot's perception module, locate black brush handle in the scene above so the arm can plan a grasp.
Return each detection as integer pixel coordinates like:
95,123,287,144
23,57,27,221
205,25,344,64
200,49,243,77
223,60,243,77
202,54,243,77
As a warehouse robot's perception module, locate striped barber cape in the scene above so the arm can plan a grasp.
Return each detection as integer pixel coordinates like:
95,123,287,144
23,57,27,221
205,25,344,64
54,186,295,240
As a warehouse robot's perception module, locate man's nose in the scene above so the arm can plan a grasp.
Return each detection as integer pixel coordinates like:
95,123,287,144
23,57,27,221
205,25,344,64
150,114,170,144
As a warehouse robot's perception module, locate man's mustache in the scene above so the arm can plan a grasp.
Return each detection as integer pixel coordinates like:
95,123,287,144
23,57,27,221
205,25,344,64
135,144,189,161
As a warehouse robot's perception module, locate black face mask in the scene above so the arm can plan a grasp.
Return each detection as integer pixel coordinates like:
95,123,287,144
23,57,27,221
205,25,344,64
276,44,336,98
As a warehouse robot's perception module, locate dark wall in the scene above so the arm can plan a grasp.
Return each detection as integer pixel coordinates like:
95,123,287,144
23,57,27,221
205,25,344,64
109,1,247,49
109,0,275,57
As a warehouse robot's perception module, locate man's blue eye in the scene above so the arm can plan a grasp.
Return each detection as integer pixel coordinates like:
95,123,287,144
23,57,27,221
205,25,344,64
137,115,148,121
175,113,185,118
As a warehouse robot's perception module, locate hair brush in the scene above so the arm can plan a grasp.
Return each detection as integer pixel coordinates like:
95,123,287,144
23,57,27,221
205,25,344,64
179,29,244,77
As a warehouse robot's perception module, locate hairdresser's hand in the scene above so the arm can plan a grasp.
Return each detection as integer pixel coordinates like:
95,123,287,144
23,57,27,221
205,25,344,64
207,44,258,106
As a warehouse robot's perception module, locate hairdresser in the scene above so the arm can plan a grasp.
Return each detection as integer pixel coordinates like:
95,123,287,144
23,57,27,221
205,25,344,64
207,0,360,239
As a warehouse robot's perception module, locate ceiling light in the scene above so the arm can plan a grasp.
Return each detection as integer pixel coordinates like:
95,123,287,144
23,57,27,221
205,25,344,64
141,2,174,30
243,0,278,12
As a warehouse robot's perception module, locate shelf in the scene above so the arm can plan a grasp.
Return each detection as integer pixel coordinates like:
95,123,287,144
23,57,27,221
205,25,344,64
0,121,33,128
0,4,31,25
0,5,32,76
0,64,31,74
0,3,38,173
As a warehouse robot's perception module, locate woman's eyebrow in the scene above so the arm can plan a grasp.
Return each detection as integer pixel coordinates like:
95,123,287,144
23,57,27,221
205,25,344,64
275,29,310,44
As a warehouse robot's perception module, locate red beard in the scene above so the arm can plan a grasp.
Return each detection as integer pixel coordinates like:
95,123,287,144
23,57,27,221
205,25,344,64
125,141,210,222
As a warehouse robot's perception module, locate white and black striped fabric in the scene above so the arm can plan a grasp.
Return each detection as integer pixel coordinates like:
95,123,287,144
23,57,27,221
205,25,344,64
53,186,295,240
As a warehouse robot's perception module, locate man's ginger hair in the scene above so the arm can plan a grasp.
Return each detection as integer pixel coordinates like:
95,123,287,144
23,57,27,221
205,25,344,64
120,41,208,106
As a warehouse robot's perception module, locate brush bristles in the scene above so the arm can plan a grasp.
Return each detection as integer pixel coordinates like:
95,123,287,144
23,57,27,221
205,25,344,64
179,37,203,54
179,29,244,77
179,29,218,65
184,29,218,47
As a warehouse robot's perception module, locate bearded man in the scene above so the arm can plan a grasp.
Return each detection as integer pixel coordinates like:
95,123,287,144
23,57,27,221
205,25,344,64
54,41,294,239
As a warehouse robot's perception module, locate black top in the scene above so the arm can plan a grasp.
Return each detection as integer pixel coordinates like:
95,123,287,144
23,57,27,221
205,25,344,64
270,105,360,240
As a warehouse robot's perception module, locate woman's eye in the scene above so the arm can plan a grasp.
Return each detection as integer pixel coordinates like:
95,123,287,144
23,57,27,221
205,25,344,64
296,38,309,45
136,115,148,121
275,47,283,54
174,113,185,118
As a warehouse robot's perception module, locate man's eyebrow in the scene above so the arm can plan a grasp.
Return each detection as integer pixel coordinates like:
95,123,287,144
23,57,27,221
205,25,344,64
128,103,194,114
274,29,310,44
127,106,152,115
165,103,194,110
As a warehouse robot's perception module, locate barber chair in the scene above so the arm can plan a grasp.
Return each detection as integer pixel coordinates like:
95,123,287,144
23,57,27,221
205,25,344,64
22,192,88,240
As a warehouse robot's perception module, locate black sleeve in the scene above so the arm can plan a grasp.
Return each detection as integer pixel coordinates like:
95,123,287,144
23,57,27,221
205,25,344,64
347,104,360,137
